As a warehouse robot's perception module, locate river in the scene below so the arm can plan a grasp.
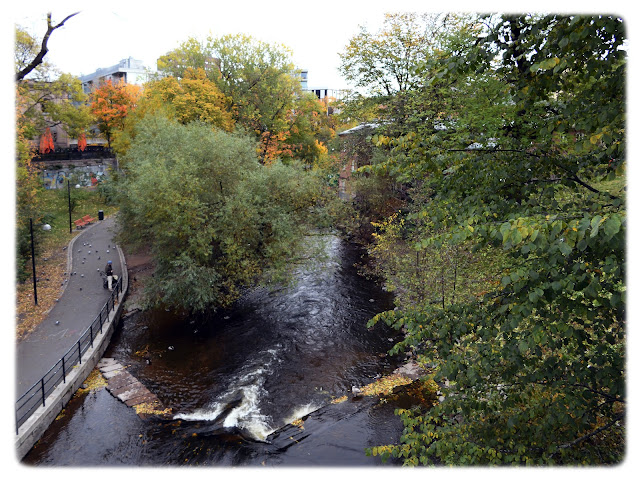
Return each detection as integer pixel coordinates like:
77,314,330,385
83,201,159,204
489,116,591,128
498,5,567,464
23,235,409,466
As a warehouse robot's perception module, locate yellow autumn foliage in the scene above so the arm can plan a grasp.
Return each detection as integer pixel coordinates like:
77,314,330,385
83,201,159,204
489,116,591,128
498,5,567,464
360,373,413,396
133,401,172,416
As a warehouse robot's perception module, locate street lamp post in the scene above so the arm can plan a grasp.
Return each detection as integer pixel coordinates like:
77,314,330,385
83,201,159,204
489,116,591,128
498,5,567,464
68,179,72,234
30,218,38,306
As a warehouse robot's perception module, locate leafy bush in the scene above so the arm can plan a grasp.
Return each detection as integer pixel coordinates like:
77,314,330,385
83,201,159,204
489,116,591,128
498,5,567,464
116,115,334,311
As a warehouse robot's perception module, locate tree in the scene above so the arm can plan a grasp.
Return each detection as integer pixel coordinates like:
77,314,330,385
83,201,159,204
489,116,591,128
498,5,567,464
112,68,234,158
15,16,91,282
17,72,93,145
208,34,301,162
339,13,481,135
157,34,312,163
78,132,87,151
38,127,54,153
140,68,234,129
284,92,336,164
339,12,440,95
358,14,625,465
156,37,218,79
15,12,79,82
16,24,93,142
15,93,43,282
89,79,142,147
116,115,332,312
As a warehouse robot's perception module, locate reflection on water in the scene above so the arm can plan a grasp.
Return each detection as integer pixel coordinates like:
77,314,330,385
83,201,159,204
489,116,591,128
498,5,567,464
24,235,405,466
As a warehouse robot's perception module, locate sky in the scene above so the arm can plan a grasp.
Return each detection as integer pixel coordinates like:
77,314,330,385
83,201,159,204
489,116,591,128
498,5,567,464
10,0,431,90
8,0,630,91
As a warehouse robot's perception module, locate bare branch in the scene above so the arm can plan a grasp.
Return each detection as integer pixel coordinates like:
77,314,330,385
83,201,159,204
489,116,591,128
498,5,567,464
15,12,80,82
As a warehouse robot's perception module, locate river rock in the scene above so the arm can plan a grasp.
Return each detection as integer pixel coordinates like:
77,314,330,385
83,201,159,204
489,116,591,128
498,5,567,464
393,361,425,380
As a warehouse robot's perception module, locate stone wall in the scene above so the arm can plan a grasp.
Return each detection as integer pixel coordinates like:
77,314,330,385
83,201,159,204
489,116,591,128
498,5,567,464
35,159,116,190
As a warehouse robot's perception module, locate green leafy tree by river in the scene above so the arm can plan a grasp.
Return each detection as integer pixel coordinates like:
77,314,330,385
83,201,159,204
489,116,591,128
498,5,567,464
344,14,625,465
117,115,332,312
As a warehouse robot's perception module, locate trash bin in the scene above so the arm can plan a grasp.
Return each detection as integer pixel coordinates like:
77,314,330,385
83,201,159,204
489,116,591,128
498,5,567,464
98,210,104,221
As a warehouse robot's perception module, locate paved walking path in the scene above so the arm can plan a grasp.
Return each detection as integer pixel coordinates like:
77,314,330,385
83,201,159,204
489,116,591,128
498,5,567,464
15,216,124,399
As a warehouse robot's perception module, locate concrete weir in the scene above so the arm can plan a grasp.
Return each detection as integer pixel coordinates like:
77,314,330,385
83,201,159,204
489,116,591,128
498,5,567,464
98,358,169,419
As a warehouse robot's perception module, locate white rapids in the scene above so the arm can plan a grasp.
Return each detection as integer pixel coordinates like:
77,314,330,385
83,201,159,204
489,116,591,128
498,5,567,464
174,348,280,441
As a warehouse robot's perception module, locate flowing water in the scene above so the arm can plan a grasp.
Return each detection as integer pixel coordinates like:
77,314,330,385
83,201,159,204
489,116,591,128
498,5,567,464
24,235,408,466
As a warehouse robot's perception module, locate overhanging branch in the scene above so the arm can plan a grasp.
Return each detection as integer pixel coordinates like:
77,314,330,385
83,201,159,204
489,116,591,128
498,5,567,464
554,411,624,454
15,12,80,82
447,147,620,200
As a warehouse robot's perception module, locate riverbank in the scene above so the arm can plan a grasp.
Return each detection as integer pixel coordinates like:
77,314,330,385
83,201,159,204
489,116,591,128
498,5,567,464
121,248,154,317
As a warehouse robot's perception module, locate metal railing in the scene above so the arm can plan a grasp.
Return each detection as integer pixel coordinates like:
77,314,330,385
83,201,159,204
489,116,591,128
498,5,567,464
15,277,124,434
33,146,114,162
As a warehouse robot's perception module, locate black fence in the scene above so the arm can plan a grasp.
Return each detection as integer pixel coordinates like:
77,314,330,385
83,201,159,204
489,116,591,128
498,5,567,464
33,146,114,162
15,277,124,435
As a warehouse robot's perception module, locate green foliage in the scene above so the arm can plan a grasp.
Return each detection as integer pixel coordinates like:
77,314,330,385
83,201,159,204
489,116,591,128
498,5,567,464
113,68,235,157
339,13,482,135
158,34,298,135
17,73,93,142
157,34,333,165
339,13,469,96
367,211,505,310
116,115,332,312
156,37,216,79
353,13,625,465
15,133,42,282
284,92,336,165
342,148,406,244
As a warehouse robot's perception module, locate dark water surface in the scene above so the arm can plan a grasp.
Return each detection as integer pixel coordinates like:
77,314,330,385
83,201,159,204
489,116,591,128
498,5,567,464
24,236,406,466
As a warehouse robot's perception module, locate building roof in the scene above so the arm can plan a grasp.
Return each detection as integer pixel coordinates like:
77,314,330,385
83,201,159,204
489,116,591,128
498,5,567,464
79,57,147,85
337,123,381,136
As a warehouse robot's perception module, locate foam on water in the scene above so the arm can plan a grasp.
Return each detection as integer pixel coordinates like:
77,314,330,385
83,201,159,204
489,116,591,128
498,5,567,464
283,403,322,425
173,347,282,440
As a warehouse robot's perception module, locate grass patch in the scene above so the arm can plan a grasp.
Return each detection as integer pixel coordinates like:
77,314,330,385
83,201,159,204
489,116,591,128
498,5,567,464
38,187,118,251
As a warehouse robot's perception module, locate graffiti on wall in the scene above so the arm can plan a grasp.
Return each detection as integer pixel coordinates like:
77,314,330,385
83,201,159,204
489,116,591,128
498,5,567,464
42,165,108,190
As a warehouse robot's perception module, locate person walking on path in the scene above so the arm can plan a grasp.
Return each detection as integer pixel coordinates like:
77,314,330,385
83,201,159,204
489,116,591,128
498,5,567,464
105,260,118,291
15,215,125,399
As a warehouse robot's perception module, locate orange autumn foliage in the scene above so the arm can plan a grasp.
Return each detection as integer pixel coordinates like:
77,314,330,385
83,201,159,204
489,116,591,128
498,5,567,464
39,127,55,153
90,79,141,146
78,132,87,151
259,130,294,165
